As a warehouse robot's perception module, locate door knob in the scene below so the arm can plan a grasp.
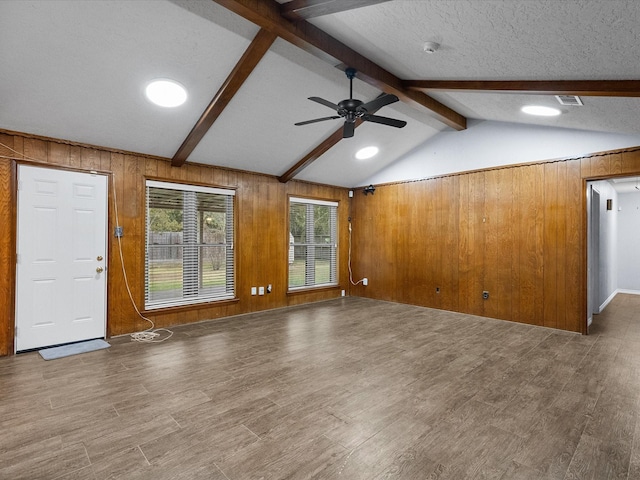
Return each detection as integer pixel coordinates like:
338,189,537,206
96,267,104,273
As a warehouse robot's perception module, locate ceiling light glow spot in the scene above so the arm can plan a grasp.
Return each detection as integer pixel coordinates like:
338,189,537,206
521,105,561,117
145,79,187,107
356,146,379,160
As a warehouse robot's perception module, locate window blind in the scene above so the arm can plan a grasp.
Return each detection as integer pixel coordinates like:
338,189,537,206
289,197,338,289
145,181,235,309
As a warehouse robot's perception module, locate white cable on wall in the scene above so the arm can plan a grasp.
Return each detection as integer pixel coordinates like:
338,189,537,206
111,174,173,343
348,221,365,286
0,142,47,163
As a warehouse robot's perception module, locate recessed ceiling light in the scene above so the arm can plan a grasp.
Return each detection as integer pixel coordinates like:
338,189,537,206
145,79,187,107
355,146,379,160
521,105,561,117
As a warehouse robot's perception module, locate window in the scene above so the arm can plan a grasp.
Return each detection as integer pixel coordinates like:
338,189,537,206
289,197,338,290
145,180,235,309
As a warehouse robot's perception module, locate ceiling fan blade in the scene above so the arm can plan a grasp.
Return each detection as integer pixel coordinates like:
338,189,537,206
308,97,340,111
363,114,407,128
343,121,355,138
295,116,341,126
358,94,399,112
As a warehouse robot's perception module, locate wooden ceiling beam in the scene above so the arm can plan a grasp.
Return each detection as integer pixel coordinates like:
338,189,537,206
403,79,640,97
278,127,344,183
212,0,467,131
280,0,391,21
171,28,277,167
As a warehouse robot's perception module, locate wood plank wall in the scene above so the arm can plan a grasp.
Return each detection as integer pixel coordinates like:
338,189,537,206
3,130,640,355
0,131,350,356
0,144,14,357
351,148,640,334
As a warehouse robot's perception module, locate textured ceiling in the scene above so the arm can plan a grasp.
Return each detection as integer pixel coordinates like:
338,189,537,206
310,1,640,80
1,0,640,187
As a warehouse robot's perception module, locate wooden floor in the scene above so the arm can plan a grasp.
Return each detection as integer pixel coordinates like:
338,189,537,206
2,295,640,479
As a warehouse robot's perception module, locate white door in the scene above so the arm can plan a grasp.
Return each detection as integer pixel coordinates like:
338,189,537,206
16,165,108,351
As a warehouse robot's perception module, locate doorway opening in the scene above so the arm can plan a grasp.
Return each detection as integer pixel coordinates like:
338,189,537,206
586,176,640,333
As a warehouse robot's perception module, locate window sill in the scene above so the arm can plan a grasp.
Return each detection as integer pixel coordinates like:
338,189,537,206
287,284,341,296
142,297,239,315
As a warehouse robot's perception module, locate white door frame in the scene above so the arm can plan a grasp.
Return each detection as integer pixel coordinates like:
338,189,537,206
586,183,601,332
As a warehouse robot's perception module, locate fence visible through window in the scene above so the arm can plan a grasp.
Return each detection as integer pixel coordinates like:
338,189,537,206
145,181,235,309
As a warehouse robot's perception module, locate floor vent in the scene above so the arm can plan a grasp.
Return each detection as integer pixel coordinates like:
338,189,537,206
555,95,583,106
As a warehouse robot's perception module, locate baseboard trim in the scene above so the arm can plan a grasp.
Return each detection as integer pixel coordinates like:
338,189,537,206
599,290,618,312
616,288,640,296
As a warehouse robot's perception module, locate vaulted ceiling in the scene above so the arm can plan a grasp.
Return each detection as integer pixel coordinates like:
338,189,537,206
2,0,640,187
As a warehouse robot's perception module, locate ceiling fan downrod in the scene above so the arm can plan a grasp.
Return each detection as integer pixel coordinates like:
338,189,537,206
345,67,357,100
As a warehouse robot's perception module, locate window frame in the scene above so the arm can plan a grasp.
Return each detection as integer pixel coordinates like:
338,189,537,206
144,179,236,310
288,196,339,292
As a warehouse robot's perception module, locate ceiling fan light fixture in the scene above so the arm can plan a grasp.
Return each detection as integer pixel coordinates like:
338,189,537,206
145,79,187,107
521,105,561,117
356,146,379,160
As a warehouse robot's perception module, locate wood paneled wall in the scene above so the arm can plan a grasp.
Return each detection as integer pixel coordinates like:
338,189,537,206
0,132,350,356
351,148,640,334
2,130,640,355
0,148,14,357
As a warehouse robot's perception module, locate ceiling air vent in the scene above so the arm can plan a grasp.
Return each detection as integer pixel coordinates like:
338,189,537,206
555,95,583,106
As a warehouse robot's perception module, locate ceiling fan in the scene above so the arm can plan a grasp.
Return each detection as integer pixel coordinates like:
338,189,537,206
295,67,407,138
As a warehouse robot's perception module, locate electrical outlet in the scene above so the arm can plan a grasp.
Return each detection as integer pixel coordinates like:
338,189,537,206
251,287,257,296
363,278,368,286
114,226,123,237
267,284,272,294
483,291,489,300
436,287,440,293
258,286,265,295
341,290,345,297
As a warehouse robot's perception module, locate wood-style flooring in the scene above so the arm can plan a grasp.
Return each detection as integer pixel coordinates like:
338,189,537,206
2,294,640,479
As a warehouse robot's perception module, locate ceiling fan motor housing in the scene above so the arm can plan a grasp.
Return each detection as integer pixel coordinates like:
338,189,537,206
338,98,365,121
